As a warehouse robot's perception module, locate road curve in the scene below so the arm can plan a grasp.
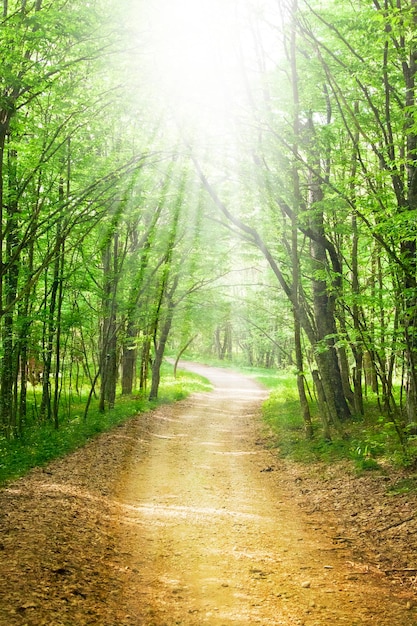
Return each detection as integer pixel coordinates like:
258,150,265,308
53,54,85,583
114,362,411,625
0,363,413,625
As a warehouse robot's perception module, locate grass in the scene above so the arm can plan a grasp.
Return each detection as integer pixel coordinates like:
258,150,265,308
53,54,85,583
232,366,412,471
259,371,350,464
0,362,212,486
157,365,212,401
386,475,417,496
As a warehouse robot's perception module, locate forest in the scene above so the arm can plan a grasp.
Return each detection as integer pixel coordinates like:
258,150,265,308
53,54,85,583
0,0,416,474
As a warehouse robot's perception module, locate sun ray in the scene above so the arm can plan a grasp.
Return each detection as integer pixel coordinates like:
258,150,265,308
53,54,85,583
129,0,281,147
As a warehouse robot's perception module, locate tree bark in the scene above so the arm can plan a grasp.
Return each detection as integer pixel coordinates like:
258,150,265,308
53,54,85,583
40,220,63,422
307,149,351,424
99,234,119,412
403,1,417,423
149,301,175,401
311,369,331,440
0,144,19,437
174,334,198,378
121,320,137,396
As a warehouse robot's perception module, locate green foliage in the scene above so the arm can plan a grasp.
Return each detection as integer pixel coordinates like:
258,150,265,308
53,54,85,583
261,371,416,471
349,415,395,472
386,476,417,496
350,439,383,472
261,371,324,463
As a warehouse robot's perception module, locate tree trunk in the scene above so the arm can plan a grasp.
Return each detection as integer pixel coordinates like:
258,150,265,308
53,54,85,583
308,168,351,425
149,301,175,401
311,369,331,440
139,334,151,392
337,345,355,408
351,213,364,415
99,234,119,412
0,145,19,437
17,233,35,429
52,233,65,429
403,10,417,424
174,334,198,378
39,221,62,423
294,314,313,438
121,320,137,395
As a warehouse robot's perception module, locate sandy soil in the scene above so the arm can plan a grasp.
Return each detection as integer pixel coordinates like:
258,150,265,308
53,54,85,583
0,363,416,625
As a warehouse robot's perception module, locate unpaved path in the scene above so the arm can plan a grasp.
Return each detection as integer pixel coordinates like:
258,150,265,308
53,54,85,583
0,363,415,625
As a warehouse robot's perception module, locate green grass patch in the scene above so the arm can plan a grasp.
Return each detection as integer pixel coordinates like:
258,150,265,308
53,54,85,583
234,365,285,390
0,363,211,487
262,386,353,464
257,369,409,470
261,370,325,463
386,475,417,496
157,362,212,401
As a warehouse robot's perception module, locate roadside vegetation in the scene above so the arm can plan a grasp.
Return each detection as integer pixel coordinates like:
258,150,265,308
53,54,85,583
252,368,417,475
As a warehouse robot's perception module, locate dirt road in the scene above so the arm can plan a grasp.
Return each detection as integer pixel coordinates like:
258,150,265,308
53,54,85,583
0,363,415,625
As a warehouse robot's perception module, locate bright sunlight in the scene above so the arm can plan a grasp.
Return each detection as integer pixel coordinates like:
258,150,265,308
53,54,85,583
135,0,279,142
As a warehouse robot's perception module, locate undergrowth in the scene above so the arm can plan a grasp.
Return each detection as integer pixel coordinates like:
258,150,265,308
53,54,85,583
240,367,416,472
0,363,211,486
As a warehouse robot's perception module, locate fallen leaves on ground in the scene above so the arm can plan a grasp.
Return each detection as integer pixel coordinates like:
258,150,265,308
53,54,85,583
278,456,417,593
0,404,416,625
0,414,155,626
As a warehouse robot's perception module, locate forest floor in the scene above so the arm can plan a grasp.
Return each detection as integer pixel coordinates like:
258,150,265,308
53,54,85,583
1,363,417,625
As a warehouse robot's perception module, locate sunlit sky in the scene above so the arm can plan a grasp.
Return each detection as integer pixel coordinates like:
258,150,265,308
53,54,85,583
131,0,281,144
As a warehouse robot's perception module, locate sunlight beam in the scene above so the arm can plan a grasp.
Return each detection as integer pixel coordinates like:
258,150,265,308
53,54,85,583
131,0,281,144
